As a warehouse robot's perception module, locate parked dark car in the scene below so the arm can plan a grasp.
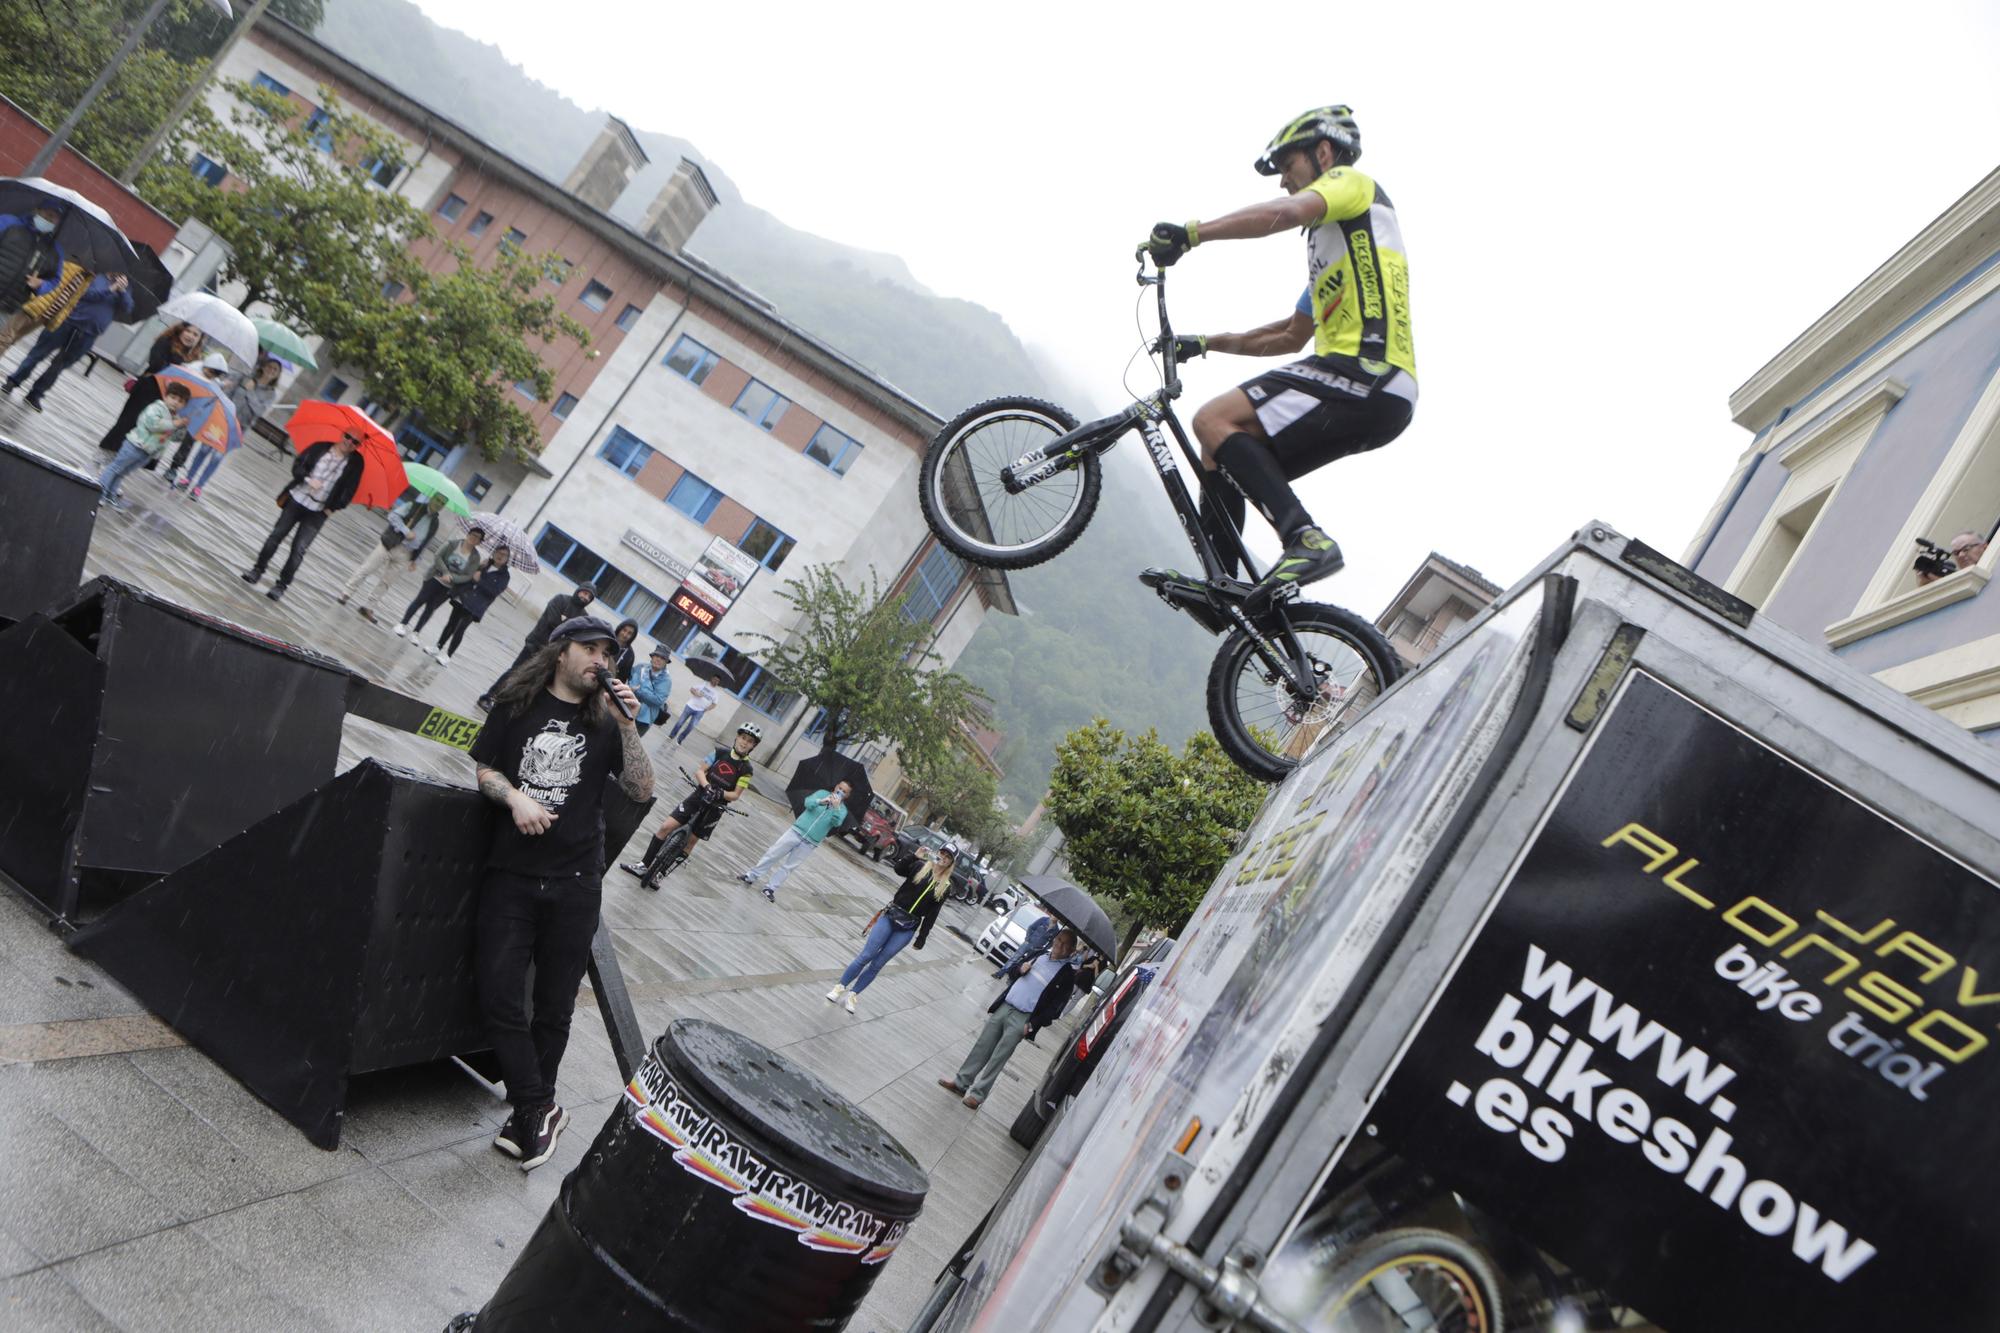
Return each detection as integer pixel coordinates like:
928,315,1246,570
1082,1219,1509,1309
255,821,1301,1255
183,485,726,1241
837,793,904,861
892,823,947,863
1009,938,1176,1148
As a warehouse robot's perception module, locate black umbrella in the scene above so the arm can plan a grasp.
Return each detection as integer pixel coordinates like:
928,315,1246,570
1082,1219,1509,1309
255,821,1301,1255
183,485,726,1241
122,241,173,324
1017,875,1118,964
0,177,139,275
784,750,872,835
683,655,740,690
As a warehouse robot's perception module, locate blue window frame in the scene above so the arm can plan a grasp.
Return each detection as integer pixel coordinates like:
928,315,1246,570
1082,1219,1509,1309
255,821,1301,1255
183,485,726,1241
436,192,467,223
739,517,795,572
467,210,494,238
579,280,613,312
738,664,797,719
360,155,399,188
731,379,789,431
901,542,966,625
513,379,538,400
615,303,644,332
251,72,292,98
189,153,227,187
322,375,351,403
598,425,653,478
551,392,579,420
804,423,863,476
667,470,723,523
663,334,719,385
533,524,664,618
501,227,527,252
303,108,334,153
380,280,405,300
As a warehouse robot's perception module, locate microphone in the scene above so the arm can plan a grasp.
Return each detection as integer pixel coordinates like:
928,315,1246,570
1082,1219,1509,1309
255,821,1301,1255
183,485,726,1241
594,667,636,721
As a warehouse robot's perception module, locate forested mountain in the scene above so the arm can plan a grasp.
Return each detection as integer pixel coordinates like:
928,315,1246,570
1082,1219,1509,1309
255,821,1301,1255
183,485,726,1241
311,0,1215,810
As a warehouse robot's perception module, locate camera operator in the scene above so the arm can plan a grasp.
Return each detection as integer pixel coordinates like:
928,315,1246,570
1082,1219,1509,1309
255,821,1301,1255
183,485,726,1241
1916,530,1990,585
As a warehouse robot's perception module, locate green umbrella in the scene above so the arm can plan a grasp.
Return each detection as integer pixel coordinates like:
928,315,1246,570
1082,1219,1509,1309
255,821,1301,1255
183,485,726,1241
401,462,472,516
251,317,319,370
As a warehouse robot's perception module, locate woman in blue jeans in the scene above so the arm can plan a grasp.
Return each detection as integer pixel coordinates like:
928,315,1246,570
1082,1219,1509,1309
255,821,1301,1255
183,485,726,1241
827,848,953,1014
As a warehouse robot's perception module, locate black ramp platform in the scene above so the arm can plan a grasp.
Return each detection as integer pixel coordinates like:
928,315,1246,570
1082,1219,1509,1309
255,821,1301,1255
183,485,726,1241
0,435,98,628
0,576,350,923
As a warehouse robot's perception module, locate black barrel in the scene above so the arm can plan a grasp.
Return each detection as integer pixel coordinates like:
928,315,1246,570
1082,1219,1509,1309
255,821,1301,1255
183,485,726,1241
470,1019,929,1332
0,434,97,628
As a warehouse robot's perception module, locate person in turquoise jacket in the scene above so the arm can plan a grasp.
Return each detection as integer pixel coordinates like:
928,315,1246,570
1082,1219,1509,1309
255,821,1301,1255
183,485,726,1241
629,646,672,735
738,781,851,903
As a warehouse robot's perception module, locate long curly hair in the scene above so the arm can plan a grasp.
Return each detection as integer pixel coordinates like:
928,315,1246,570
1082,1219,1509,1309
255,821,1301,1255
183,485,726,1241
491,641,614,725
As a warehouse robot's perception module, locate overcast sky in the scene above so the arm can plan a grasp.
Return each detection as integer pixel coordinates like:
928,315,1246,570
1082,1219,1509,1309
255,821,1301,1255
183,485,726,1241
417,0,1999,613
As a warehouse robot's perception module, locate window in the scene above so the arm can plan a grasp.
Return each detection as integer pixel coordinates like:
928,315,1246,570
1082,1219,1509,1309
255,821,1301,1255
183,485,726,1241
739,517,796,572
615,303,644,332
466,474,492,502
322,376,351,403
380,280,405,300
303,108,334,153
667,470,724,523
533,525,664,617
251,72,292,98
501,227,527,252
804,423,863,476
731,379,789,431
436,193,468,223
901,543,966,624
551,392,579,420
578,280,613,312
189,153,227,187
1734,487,1832,608
546,257,574,287
513,379,538,400
360,155,400,188
663,335,718,385
467,210,494,238
598,425,653,478
739,664,798,719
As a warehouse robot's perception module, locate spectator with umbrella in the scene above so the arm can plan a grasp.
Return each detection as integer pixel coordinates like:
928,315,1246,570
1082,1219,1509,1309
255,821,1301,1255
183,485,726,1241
0,204,65,351
0,179,141,351
97,321,202,452
97,380,192,510
243,401,407,602
938,926,1082,1109
477,578,600,713
2,269,131,410
176,355,281,499
433,544,513,667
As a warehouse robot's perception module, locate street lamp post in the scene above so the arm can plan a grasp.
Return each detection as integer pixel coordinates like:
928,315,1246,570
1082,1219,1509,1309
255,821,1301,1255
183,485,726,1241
23,0,233,180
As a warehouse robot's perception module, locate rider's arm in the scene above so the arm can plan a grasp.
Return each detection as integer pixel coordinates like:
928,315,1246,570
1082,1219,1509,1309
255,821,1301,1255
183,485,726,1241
1206,307,1315,358
1192,190,1329,244
724,780,747,803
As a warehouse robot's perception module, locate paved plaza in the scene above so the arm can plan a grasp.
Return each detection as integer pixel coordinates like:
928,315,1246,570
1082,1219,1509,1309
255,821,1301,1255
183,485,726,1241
0,363,1056,1330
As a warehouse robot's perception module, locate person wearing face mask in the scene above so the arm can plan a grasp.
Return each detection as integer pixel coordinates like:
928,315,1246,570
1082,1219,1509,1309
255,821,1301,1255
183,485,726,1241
0,206,65,354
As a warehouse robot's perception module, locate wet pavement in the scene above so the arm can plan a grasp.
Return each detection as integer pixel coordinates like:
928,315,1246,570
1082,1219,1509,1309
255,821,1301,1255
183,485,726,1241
0,362,1054,1330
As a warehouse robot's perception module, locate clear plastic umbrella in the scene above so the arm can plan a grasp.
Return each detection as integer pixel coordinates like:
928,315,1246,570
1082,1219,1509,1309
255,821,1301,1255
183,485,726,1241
160,291,259,364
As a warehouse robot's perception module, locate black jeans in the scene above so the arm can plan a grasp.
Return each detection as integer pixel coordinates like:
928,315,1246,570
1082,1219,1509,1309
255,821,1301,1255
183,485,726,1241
474,870,601,1111
251,499,328,587
437,605,477,654
6,327,90,402
401,578,453,629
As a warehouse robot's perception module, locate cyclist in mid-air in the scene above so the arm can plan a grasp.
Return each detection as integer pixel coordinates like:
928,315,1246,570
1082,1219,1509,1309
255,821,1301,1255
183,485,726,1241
1140,105,1416,613
622,722,761,881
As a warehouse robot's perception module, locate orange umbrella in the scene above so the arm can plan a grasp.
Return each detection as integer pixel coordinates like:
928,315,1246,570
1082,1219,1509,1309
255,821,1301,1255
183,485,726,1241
283,400,410,511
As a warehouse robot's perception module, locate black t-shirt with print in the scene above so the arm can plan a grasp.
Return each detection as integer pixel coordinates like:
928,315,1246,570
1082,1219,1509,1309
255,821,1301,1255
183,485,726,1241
702,746,754,795
469,689,621,878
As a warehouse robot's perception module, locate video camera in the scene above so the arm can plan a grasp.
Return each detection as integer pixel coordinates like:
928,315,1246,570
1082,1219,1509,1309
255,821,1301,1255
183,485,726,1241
1913,537,1957,580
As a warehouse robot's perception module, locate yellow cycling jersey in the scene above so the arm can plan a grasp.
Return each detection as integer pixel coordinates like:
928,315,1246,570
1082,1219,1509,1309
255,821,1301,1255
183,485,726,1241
1300,167,1416,377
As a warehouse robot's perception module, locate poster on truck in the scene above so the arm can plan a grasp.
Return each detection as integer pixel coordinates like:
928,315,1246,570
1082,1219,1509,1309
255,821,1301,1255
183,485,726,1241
1349,669,2000,1330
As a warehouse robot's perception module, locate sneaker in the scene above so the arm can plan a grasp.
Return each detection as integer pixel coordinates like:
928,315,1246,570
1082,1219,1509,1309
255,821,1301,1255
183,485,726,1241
393,623,407,638
737,873,757,884
187,485,201,501
240,569,262,584
24,397,43,413
475,696,494,712
620,860,649,878
265,585,286,602
335,593,349,606
435,649,451,665
826,985,847,1003
517,1103,569,1172
762,886,776,904
358,607,375,622
492,1114,524,1159
102,495,128,512
173,477,190,491
1246,527,1344,615
844,993,857,1014
963,1094,983,1109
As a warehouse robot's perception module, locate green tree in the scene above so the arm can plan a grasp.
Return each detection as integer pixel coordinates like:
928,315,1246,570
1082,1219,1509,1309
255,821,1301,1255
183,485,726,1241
1045,719,1265,949
138,81,430,344
0,2,206,171
903,746,1011,854
341,242,589,463
745,564,988,761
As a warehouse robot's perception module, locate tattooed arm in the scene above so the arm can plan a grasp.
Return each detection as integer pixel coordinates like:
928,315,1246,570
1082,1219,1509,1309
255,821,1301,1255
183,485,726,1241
478,764,556,835
616,724,654,802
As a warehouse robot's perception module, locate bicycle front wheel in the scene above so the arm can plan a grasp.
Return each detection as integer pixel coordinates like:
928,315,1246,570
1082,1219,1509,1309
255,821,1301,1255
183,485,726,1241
1311,1228,1505,1332
1207,601,1403,783
645,827,693,886
919,396,1098,569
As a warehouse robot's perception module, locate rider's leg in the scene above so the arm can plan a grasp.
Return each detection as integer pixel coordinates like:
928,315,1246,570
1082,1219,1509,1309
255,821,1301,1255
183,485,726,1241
1192,392,1262,578
641,818,683,866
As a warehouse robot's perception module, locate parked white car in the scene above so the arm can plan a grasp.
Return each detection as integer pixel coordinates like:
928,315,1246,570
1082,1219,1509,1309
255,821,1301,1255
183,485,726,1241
976,904,1047,966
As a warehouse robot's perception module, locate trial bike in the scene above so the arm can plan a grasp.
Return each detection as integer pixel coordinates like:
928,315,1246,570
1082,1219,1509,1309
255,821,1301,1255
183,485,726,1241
917,257,1402,782
637,767,744,890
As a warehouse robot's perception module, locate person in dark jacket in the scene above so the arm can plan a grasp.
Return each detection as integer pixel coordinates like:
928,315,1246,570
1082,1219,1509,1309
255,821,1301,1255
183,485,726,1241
433,545,512,666
939,926,1080,1108
98,320,202,452
611,618,640,682
2,271,130,409
0,206,64,350
825,848,953,1015
477,582,598,711
240,433,367,601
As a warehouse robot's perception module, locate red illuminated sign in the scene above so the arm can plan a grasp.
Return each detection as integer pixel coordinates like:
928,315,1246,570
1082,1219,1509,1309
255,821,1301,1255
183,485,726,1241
670,587,721,629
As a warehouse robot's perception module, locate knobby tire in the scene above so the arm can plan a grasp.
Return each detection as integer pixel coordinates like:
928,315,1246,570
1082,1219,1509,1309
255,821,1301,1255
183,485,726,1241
1206,601,1403,783
1314,1227,1505,1332
918,396,1100,570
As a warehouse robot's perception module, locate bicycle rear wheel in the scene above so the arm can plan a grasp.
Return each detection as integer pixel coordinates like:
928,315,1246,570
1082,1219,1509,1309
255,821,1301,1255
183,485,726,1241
1311,1228,1505,1332
1206,601,1403,783
919,396,1098,569
641,827,693,889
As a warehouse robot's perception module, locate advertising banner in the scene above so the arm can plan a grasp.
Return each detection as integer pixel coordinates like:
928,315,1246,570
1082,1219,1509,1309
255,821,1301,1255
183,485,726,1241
672,536,760,632
1371,670,2000,1330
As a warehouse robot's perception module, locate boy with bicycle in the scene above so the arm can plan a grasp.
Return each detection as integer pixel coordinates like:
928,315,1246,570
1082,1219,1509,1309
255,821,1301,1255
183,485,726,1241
622,722,761,884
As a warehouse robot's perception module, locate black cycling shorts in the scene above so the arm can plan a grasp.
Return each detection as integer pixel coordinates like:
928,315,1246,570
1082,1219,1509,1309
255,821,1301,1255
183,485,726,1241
1238,354,1415,479
671,791,726,838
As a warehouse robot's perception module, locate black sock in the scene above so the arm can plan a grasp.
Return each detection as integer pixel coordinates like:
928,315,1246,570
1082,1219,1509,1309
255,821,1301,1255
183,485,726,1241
643,833,667,862
1198,474,1248,578
1214,433,1312,544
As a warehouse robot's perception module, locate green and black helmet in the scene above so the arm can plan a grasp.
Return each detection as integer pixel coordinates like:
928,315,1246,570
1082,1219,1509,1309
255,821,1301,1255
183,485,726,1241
1254,105,1362,176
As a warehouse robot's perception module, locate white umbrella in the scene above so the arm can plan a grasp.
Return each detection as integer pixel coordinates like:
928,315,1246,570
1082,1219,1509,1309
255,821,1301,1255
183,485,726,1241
0,177,138,274
159,291,259,365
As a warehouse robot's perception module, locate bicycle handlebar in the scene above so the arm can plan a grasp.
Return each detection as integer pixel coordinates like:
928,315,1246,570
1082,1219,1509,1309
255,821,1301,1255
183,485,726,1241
1135,253,1181,396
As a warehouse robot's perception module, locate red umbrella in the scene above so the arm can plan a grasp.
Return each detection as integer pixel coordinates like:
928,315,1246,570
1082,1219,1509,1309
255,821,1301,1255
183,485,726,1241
283,400,410,511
